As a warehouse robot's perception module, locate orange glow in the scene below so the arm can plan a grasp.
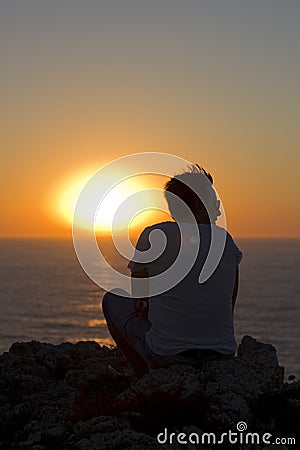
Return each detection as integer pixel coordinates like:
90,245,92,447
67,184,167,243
48,168,164,234
1,2,300,239
1,155,299,238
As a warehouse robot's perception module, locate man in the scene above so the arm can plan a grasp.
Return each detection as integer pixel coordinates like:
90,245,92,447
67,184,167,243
102,165,242,377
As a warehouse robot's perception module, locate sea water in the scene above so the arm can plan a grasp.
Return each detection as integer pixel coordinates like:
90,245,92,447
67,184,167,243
0,237,299,377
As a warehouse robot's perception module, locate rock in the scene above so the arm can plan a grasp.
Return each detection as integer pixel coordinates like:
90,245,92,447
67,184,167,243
107,429,159,449
9,341,73,380
119,336,284,429
16,440,36,448
0,336,296,449
65,359,132,396
282,379,300,396
41,424,65,440
72,416,128,438
75,437,94,450
27,430,42,443
237,335,284,390
70,416,153,449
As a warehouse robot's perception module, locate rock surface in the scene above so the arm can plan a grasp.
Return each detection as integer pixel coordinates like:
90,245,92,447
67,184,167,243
0,336,298,449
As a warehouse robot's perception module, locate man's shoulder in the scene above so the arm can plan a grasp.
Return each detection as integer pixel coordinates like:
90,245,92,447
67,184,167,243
134,221,178,252
142,221,178,234
222,229,243,263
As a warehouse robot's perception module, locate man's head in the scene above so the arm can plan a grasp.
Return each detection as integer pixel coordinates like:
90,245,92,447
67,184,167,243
164,164,221,223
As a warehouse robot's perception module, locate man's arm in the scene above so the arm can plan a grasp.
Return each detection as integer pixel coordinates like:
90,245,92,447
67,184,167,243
131,268,149,318
232,266,239,312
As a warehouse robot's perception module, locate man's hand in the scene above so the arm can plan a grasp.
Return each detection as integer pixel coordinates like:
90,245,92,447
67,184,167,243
134,298,149,319
131,267,149,319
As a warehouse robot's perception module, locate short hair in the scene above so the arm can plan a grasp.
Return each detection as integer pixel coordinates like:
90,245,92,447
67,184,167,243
164,164,217,221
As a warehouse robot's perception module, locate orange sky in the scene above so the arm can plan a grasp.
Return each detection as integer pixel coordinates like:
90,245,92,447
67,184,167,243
1,2,299,238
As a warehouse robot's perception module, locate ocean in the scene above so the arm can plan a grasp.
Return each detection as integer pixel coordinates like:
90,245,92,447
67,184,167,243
0,237,299,378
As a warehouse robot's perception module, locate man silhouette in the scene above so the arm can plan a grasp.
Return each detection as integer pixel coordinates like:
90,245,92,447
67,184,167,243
102,165,242,377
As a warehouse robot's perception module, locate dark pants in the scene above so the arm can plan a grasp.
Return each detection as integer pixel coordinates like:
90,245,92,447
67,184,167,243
102,290,229,377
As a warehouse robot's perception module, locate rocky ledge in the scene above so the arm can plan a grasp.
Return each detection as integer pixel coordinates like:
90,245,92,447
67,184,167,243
0,336,299,450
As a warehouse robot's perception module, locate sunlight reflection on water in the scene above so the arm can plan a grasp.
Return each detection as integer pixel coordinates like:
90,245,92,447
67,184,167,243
0,238,299,377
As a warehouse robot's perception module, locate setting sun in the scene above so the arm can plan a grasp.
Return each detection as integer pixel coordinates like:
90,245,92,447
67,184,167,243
52,168,158,234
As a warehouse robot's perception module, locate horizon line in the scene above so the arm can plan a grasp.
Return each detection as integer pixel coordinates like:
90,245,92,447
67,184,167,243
0,235,299,240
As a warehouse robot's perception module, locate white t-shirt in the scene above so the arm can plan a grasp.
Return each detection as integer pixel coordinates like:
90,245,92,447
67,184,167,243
128,221,242,356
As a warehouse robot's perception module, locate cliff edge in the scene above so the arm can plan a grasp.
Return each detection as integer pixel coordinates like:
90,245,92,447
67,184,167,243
0,336,298,449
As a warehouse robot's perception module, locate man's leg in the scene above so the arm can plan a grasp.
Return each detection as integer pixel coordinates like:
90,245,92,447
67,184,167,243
102,291,151,378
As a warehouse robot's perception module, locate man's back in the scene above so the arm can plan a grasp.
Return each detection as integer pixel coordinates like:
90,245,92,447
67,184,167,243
128,221,242,356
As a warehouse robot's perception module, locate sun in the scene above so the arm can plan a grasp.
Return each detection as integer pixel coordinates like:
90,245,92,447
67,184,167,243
53,168,154,233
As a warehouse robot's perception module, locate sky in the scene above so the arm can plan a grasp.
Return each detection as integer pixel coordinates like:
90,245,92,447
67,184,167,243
1,0,299,238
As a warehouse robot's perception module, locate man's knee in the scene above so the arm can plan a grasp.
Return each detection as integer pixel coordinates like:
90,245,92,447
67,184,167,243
102,290,125,318
102,290,134,328
102,292,110,318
